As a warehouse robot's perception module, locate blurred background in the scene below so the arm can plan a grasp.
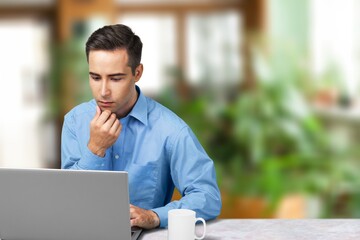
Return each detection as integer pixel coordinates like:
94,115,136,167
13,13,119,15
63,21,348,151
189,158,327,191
1,0,360,218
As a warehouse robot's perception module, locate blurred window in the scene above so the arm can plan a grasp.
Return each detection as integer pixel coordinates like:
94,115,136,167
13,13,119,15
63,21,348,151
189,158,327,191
310,0,360,97
117,14,177,96
0,19,52,168
117,9,242,94
186,11,242,87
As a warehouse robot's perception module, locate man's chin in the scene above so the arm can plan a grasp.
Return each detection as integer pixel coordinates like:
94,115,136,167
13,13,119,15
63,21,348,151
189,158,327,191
99,106,114,113
97,101,115,112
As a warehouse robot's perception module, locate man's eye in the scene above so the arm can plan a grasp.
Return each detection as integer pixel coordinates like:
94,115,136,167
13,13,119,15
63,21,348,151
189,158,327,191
91,76,101,81
111,78,122,81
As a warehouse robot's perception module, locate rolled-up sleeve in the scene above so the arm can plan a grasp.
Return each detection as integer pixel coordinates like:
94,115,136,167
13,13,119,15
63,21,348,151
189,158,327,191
152,126,222,228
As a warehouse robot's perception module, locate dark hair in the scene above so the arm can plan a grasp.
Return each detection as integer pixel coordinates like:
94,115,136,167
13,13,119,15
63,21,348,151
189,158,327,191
85,24,143,75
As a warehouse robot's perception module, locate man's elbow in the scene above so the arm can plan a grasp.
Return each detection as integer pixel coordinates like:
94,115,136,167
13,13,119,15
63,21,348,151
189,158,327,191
204,193,222,220
213,194,222,218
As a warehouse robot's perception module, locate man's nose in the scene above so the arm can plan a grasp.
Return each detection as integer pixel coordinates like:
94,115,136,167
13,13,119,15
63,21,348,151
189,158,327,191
101,81,110,97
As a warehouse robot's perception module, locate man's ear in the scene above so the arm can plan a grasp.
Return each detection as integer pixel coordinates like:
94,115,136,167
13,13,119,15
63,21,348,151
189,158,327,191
134,64,143,82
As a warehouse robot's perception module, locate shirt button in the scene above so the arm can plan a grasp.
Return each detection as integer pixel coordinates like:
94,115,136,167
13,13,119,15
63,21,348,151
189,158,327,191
115,155,120,159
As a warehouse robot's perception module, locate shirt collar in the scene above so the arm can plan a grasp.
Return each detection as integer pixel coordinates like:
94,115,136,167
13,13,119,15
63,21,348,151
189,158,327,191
128,85,148,126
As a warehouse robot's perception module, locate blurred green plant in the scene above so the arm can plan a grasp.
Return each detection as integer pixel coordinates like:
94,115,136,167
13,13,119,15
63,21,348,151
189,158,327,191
210,45,339,211
159,38,360,217
47,22,92,120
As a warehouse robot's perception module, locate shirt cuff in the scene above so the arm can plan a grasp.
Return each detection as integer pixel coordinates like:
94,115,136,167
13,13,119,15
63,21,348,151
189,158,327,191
151,206,172,228
77,146,112,170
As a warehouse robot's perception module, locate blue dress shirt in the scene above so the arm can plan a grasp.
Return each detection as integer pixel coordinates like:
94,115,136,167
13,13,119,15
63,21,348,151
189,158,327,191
61,86,222,227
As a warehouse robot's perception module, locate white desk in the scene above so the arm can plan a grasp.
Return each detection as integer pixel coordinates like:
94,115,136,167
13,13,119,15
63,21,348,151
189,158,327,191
139,219,360,240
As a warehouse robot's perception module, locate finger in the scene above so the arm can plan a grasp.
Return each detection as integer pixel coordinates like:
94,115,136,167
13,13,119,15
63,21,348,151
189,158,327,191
96,110,112,125
129,205,139,219
102,113,117,130
130,218,138,227
92,105,101,121
109,119,121,135
129,204,136,213
114,124,122,137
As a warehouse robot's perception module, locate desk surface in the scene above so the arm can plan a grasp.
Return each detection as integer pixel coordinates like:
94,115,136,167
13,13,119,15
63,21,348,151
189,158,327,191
139,219,360,240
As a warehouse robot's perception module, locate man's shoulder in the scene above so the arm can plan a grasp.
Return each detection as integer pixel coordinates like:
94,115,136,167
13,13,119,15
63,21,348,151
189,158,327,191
146,97,187,130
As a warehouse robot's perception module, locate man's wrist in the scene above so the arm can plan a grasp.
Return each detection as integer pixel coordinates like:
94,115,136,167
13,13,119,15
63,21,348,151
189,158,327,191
150,210,160,228
87,142,106,157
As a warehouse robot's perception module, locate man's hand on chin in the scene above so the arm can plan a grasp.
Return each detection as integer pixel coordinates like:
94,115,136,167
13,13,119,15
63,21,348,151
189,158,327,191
130,204,160,229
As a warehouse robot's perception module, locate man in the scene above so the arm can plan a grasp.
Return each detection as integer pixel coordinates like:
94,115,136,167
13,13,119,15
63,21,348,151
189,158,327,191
61,24,221,229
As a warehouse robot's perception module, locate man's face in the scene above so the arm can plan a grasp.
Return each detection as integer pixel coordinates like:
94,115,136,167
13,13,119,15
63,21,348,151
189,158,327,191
88,49,142,118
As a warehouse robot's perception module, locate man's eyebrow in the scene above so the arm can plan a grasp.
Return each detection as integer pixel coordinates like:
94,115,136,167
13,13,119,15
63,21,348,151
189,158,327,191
89,72,127,77
108,73,127,77
89,72,100,76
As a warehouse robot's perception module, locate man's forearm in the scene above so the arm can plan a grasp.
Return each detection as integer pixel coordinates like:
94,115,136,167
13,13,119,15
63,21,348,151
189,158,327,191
151,190,221,228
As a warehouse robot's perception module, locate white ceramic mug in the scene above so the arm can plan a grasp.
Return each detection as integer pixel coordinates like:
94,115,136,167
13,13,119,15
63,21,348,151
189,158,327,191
168,209,206,240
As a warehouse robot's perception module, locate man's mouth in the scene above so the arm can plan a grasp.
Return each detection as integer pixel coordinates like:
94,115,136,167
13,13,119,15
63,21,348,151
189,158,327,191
98,101,114,107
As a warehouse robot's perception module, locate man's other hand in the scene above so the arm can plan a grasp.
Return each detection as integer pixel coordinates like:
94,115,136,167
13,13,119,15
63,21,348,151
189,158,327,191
88,106,122,157
130,204,160,229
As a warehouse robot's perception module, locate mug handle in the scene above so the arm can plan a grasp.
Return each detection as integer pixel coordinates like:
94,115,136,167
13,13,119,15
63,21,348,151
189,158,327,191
195,217,206,240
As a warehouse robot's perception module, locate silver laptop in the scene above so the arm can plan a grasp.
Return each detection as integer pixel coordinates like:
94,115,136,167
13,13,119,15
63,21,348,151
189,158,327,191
0,168,142,240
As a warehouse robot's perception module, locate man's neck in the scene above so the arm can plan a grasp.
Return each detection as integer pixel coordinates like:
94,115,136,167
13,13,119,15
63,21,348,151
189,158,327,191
116,89,139,119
